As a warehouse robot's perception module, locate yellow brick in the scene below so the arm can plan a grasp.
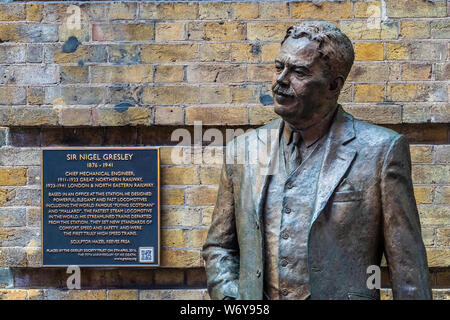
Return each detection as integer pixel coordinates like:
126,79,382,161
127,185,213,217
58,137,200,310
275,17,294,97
141,44,198,63
155,65,185,83
231,85,260,104
189,229,209,248
0,168,27,186
106,2,136,20
142,86,198,105
90,65,153,83
199,86,231,104
161,229,187,247
161,249,201,268
186,186,218,206
154,107,184,125
418,205,449,225
231,44,260,63
386,42,444,60
199,167,221,185
259,2,290,19
436,228,450,246
354,42,384,61
203,22,246,41
188,64,245,83
60,108,92,126
400,20,431,39
421,227,435,246
353,1,381,18
199,2,229,19
402,63,432,81
230,2,258,20
108,290,138,300
161,208,201,227
261,43,281,62
0,4,25,21
154,269,185,285
141,2,198,20
202,208,214,226
386,0,447,18
340,21,399,40
155,23,185,41
414,186,434,204
161,188,184,206
92,23,154,42
354,84,385,102
249,106,278,125
248,65,274,82
410,145,433,163
200,43,231,62
0,289,28,300
426,248,450,267
434,186,450,205
292,1,351,19
247,22,292,41
186,106,248,125
162,167,199,185
26,3,43,21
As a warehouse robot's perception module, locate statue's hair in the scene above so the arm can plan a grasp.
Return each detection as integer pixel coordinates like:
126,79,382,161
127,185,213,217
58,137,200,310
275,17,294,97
282,21,354,81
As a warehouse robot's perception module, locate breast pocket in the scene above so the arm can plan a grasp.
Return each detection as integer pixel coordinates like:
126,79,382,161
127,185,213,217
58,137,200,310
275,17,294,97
329,191,363,227
333,190,363,202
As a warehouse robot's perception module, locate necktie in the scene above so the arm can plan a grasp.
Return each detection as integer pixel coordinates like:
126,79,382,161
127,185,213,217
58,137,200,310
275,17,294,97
288,131,302,174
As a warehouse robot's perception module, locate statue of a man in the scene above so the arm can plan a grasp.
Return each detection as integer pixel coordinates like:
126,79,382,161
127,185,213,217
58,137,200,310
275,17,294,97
202,21,432,300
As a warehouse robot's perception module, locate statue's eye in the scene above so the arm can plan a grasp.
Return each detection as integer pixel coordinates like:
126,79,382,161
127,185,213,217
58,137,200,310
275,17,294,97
275,63,284,72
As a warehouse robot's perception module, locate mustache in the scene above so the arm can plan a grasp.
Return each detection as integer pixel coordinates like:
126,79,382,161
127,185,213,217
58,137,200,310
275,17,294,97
272,83,295,97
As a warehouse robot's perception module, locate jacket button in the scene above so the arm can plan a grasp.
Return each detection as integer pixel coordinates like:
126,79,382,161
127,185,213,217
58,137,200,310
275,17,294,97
284,207,291,214
286,183,293,189
281,231,289,240
256,269,261,278
281,288,289,296
281,259,288,267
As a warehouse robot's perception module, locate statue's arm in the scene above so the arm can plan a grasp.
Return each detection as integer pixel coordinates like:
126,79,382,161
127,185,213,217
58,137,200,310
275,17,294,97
202,160,240,300
380,134,432,299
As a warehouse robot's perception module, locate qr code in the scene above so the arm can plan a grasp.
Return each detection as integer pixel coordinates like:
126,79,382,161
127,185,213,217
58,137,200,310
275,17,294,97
139,247,154,263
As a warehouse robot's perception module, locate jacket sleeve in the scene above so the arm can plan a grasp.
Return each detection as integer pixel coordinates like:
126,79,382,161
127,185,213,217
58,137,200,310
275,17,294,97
381,134,432,299
201,152,240,300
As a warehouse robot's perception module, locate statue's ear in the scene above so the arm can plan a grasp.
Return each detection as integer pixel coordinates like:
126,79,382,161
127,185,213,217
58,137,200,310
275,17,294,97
329,75,344,97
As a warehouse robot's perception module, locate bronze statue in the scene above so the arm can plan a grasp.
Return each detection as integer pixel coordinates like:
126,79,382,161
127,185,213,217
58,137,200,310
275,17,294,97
202,21,432,300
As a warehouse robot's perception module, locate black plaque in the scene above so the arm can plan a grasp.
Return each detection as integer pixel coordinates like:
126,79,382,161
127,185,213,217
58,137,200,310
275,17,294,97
41,148,160,266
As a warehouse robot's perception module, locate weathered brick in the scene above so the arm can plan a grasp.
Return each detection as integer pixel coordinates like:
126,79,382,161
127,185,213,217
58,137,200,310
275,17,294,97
0,4,26,21
401,104,448,123
91,65,153,83
259,2,290,19
106,2,136,20
108,44,140,64
189,229,208,248
0,168,27,186
202,208,214,226
92,23,154,42
292,1,351,19
347,63,401,82
231,85,262,104
414,186,434,204
434,186,450,205
433,289,450,300
161,229,187,247
161,188,185,206
95,107,152,126
413,165,450,184
44,44,108,64
142,86,198,105
45,87,105,105
199,167,221,185
434,145,450,163
354,42,384,61
419,205,449,226
162,167,199,185
0,148,40,166
0,24,58,43
186,106,248,125
339,20,399,40
386,42,447,60
338,83,352,103
231,44,260,63
261,43,281,63
410,145,433,163
1,65,58,85
353,0,381,18
155,65,184,83
230,2,258,20
140,2,198,20
248,65,274,82
0,45,26,64
154,107,184,125
141,44,198,63
188,22,246,41
140,289,205,300
108,290,138,300
249,106,278,125
26,208,40,227
0,247,26,267
0,289,28,300
26,3,43,22
186,186,218,206
60,66,89,84
400,21,430,39
0,228,40,247
402,63,432,81
431,20,450,39
43,290,107,300
0,208,26,228
247,22,292,41
436,228,450,246
187,64,246,83
422,227,435,246
0,108,58,126
161,208,201,227
200,43,231,62
59,24,90,43
426,248,450,267
343,105,402,124
387,84,447,102
160,249,201,268
354,84,385,102
155,23,185,41
153,269,184,286
199,2,229,20
199,86,231,104
386,0,447,18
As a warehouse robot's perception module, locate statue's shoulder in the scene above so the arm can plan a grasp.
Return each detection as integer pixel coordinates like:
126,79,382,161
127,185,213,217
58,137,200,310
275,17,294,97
351,115,404,149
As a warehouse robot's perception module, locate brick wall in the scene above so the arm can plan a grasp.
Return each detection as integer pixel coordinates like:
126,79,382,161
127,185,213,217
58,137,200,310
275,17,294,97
0,0,448,300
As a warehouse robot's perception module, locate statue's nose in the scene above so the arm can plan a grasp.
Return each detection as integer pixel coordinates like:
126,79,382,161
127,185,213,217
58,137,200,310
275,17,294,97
277,68,289,86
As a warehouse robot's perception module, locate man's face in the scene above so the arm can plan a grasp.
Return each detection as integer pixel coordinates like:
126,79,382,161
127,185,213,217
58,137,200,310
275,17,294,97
272,37,335,128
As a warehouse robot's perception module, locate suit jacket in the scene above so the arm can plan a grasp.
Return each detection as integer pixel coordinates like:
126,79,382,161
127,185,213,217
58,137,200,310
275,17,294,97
202,106,432,300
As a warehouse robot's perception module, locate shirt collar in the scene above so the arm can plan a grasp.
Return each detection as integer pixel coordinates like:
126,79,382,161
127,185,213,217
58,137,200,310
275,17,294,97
283,104,339,148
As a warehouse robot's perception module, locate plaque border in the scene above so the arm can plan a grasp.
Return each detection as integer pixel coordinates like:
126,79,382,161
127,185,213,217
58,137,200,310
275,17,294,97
40,147,160,267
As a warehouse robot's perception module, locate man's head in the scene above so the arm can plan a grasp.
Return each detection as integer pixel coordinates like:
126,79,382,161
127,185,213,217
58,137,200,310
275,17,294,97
272,21,354,129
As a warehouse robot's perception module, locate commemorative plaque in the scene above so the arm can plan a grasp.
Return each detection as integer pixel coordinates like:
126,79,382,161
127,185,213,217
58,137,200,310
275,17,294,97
41,148,160,266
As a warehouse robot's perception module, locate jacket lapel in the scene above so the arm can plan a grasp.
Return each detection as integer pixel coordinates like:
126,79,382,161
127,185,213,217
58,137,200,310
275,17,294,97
310,107,357,228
